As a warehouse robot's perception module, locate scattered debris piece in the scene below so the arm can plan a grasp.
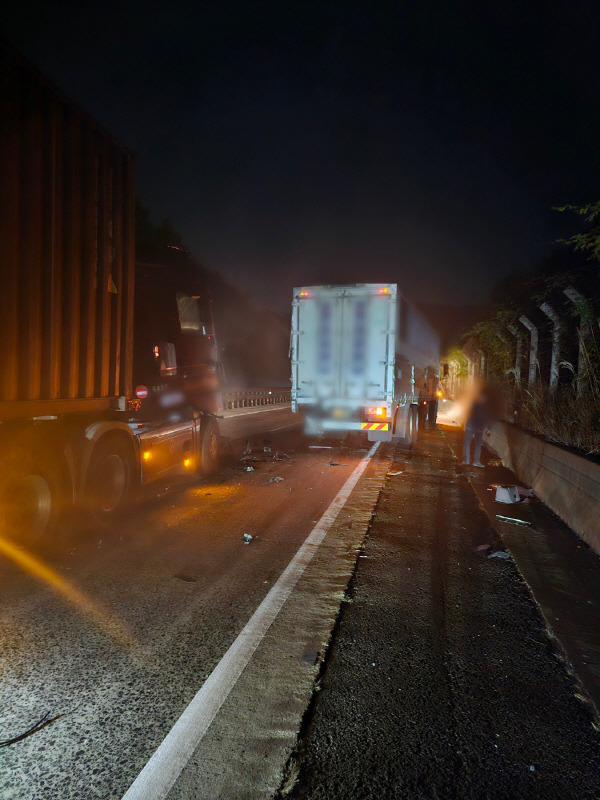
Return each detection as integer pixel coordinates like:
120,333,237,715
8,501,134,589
0,712,63,748
268,476,284,483
328,461,343,466
496,514,531,526
487,458,503,467
243,466,255,472
263,446,271,453
309,445,334,450
387,470,403,476
488,550,511,560
475,544,491,552
495,485,520,504
242,533,253,544
518,487,536,499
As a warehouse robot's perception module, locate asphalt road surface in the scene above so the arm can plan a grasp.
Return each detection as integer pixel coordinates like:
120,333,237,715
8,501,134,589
283,426,600,800
0,421,388,800
219,404,300,446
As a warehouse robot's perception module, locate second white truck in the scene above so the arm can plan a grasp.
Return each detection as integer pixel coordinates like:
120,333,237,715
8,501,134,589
290,284,440,443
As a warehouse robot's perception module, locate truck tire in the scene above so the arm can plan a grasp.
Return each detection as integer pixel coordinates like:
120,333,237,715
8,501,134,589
394,405,418,445
417,401,427,432
410,405,420,442
85,435,135,526
198,417,220,475
0,455,63,546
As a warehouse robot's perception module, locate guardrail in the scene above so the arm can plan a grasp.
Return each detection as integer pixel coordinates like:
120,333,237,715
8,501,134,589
221,387,291,410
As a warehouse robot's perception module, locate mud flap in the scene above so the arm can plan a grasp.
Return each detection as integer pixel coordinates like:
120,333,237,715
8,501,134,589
367,429,393,442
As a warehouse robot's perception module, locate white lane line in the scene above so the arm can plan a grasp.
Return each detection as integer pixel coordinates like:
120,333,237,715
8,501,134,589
121,441,380,800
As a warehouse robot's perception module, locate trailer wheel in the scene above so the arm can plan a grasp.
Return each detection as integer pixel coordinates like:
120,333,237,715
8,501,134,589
86,436,134,525
410,405,419,442
198,417,220,475
0,456,62,546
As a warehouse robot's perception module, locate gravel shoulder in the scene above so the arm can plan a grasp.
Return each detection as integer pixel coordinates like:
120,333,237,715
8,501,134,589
281,426,600,800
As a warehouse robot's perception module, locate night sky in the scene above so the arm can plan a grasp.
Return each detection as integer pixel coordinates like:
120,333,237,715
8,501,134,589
3,1,600,315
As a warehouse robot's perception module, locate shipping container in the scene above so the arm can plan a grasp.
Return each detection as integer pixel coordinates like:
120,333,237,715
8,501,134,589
0,43,135,418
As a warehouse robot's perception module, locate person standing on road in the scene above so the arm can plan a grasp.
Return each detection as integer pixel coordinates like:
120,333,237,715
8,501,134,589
461,388,490,467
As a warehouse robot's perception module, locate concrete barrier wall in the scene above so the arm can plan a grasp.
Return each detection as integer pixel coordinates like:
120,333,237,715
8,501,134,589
484,421,600,556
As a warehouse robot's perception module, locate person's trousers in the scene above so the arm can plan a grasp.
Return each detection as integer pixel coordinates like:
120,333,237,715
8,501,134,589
463,426,483,463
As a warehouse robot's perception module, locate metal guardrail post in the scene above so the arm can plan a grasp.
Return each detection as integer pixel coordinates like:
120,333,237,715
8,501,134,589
220,387,292,411
564,286,592,396
519,315,539,388
539,302,562,393
507,324,524,386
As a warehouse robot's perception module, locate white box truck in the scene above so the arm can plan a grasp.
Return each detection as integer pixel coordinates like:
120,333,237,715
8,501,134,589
290,284,440,443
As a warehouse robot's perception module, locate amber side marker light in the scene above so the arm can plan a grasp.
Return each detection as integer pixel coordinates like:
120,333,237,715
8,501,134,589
143,451,152,461
183,458,192,469
299,290,310,297
377,287,390,294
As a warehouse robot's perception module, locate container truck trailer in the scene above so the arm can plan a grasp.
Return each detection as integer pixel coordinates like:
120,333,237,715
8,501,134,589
0,44,222,543
290,284,440,442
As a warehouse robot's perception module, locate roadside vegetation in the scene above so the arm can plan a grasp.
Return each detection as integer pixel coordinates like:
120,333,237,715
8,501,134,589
461,204,600,454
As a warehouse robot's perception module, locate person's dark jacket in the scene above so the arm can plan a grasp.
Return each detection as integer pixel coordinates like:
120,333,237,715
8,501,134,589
466,398,490,433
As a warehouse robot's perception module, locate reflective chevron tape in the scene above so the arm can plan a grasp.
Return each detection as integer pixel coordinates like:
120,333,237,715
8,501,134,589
361,422,389,431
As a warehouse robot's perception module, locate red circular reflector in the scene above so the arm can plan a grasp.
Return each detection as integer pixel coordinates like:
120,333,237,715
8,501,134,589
135,385,148,399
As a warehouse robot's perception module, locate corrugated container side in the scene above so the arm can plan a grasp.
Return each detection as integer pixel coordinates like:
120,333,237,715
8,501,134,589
0,44,135,410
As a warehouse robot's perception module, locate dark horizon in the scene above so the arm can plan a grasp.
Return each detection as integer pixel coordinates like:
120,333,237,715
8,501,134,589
3,1,599,317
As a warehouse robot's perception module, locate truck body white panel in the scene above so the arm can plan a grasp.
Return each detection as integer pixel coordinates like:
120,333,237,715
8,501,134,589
291,284,440,441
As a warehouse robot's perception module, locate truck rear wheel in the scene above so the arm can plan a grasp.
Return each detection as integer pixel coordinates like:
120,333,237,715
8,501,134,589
198,417,220,475
410,405,419,442
85,436,135,525
0,456,62,546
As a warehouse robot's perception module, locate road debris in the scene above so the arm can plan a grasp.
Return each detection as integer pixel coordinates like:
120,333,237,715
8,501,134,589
268,476,284,483
487,458,503,467
309,445,334,449
494,485,520,504
242,533,253,544
496,514,531,526
329,461,345,466
488,550,511,560
475,544,491,552
387,470,404,476
0,712,63,747
243,466,255,472
263,446,271,453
